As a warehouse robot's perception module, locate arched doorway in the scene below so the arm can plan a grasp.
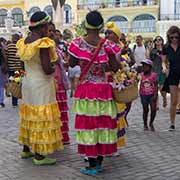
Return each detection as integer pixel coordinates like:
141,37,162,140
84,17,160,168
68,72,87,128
132,14,156,33
44,5,53,20
64,4,72,24
12,8,24,27
0,9,7,27
107,15,128,33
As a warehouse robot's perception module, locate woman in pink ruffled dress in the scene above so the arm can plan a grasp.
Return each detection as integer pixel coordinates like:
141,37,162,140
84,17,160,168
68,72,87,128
48,22,70,144
68,11,120,175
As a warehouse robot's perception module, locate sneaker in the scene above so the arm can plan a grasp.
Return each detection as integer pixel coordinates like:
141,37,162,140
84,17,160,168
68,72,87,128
33,157,56,166
80,167,97,176
0,103,5,108
150,125,155,132
96,165,103,172
20,151,34,159
168,125,175,131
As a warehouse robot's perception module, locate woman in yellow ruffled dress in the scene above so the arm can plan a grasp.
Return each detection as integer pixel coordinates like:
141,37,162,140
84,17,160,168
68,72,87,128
105,22,127,154
16,11,63,165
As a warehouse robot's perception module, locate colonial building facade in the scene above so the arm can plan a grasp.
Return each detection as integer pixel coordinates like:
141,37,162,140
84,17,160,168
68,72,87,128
158,0,180,40
0,0,77,36
77,0,160,38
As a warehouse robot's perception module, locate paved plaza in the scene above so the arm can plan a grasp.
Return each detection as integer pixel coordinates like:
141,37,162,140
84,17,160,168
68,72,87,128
0,95,180,180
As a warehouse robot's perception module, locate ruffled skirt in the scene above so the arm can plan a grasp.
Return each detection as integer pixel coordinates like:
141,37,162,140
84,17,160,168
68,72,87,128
116,103,127,148
56,83,70,144
73,82,118,157
18,102,64,155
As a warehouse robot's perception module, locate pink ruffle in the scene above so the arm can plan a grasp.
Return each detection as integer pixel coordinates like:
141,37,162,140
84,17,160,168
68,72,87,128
61,112,68,122
74,82,113,100
61,122,69,132
56,92,68,102
58,102,68,112
78,143,117,157
62,133,70,144
68,38,120,64
75,115,117,130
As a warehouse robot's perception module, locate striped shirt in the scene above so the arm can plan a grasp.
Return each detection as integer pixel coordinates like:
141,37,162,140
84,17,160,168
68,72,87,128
6,43,23,71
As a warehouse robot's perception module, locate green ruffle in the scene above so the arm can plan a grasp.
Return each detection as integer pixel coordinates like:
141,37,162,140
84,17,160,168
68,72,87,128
76,129,118,145
72,99,117,118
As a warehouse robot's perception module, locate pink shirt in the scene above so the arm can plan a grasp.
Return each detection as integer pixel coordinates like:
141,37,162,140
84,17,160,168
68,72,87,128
140,72,157,96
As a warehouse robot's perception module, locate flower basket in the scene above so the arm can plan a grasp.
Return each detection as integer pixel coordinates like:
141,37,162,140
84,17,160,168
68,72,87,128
7,81,22,99
113,84,138,103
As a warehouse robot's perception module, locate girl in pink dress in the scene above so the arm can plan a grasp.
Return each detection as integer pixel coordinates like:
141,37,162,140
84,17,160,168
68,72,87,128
140,59,158,131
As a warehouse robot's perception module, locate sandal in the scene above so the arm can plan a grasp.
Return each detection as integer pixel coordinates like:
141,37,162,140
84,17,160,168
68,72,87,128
33,157,56,166
80,167,97,176
20,152,34,159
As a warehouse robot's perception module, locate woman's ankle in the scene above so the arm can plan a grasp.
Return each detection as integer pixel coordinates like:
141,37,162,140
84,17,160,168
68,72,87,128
35,153,45,160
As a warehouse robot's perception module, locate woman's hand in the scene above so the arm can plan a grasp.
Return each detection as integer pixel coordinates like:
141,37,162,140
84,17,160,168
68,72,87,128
162,67,169,77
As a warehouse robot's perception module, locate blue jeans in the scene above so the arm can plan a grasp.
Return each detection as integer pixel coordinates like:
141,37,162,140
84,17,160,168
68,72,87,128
0,88,4,104
9,71,18,106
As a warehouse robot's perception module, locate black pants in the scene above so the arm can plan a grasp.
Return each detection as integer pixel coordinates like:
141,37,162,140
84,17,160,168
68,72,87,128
8,71,18,106
88,156,103,167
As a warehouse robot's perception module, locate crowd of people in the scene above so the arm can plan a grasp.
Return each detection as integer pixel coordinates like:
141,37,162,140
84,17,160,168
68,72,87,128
0,10,180,175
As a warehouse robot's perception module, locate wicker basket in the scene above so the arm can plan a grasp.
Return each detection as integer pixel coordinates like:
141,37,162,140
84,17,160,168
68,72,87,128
113,84,138,103
6,81,22,99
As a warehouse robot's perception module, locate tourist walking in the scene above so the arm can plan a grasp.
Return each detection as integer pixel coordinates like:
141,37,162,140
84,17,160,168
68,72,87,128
162,26,180,131
133,35,146,73
68,11,120,175
150,36,167,109
6,33,24,107
17,11,63,165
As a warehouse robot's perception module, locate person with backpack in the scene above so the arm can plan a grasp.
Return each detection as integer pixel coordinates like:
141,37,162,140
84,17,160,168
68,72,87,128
133,35,146,73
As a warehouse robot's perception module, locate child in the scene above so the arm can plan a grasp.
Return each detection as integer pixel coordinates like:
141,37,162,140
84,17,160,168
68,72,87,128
140,59,158,131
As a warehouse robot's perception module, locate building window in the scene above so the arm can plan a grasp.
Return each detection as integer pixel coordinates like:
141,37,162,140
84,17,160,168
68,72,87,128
12,8,24,27
107,16,128,33
64,4,72,24
0,9,7,27
175,0,180,19
28,6,41,17
132,14,156,33
44,5,53,20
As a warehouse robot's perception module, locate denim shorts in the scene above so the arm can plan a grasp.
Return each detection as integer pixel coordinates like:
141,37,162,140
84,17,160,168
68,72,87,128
140,95,154,105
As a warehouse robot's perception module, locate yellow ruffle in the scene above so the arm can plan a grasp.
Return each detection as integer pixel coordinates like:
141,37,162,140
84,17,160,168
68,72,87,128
18,102,64,155
116,103,126,112
117,137,126,148
117,116,127,148
20,103,60,122
16,37,58,63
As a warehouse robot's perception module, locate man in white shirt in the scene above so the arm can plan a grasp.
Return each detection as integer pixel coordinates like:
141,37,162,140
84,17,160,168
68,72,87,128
133,35,146,73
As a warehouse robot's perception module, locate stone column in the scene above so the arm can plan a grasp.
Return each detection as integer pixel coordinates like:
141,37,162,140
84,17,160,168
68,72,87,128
52,0,64,30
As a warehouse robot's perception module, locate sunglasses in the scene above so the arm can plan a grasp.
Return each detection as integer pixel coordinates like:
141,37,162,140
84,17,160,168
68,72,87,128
170,36,179,40
155,38,162,41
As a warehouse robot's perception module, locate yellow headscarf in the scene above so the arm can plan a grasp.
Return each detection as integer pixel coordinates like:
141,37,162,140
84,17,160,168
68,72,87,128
105,21,121,38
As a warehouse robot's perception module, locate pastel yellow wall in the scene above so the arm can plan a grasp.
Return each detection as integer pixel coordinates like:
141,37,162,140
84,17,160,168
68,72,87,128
77,4,159,38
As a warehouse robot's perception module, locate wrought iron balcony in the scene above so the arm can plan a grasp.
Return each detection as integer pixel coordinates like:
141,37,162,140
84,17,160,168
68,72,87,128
160,14,180,21
77,0,158,10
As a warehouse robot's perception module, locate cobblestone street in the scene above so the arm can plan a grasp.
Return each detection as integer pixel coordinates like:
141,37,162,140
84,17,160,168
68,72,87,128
0,95,180,180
